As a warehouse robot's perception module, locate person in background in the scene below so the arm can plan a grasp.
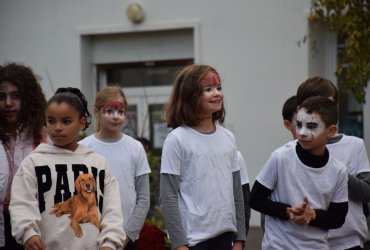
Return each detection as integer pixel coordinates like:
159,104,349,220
296,76,370,250
9,87,125,250
160,64,246,250
250,96,348,250
79,86,150,250
0,62,48,250
282,95,297,140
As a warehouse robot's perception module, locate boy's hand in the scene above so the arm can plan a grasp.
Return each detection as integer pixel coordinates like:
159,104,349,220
25,235,46,250
287,197,316,225
100,247,113,250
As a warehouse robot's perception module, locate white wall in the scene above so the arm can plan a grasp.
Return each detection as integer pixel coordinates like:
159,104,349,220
0,0,316,226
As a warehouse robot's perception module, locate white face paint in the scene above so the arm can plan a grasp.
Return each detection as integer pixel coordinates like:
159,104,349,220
201,73,222,96
202,85,222,96
296,108,325,140
101,101,125,121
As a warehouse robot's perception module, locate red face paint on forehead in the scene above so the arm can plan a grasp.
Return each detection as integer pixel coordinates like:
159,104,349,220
201,72,220,87
102,101,125,113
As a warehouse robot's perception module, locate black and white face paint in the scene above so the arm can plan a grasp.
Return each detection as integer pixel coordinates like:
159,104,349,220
296,108,325,141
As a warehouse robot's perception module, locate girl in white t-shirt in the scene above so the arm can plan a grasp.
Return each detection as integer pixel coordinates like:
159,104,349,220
160,64,246,250
79,86,151,250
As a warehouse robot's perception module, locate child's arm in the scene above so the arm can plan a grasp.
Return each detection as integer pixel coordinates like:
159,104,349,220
232,171,246,245
0,173,8,206
160,173,188,249
9,158,43,245
98,169,126,250
125,173,150,242
347,140,370,203
250,181,291,220
348,172,370,202
24,235,46,250
242,183,251,238
0,144,8,205
303,201,348,229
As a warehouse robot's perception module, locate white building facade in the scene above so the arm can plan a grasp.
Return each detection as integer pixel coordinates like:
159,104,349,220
1,0,369,226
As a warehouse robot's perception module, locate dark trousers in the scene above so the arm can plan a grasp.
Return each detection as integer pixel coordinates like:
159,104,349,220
125,239,136,250
189,232,233,250
346,246,363,250
0,211,23,250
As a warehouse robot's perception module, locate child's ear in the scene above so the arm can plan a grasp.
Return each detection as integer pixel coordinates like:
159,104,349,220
283,120,292,131
79,117,87,131
94,107,100,117
327,124,337,137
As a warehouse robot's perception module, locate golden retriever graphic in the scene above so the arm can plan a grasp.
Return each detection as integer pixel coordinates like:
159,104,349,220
49,173,100,237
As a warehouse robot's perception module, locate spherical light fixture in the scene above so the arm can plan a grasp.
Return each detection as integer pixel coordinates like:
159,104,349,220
126,3,145,24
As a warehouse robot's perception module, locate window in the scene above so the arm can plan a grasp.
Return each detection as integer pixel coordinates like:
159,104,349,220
97,59,193,148
337,39,363,138
97,59,193,88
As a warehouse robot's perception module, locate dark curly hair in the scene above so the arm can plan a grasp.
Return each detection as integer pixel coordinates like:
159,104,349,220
0,62,47,145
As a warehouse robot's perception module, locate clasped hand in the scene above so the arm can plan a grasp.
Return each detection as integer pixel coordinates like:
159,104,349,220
286,197,316,225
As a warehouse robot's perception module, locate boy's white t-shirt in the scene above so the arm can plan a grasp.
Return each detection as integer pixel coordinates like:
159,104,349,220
327,135,370,249
161,124,240,247
257,145,348,250
79,133,151,236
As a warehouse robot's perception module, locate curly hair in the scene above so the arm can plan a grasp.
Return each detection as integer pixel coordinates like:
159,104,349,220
0,62,47,145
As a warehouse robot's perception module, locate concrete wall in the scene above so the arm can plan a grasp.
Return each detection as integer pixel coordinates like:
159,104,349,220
0,0,350,226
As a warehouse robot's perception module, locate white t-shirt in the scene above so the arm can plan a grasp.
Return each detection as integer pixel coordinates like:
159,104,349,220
257,145,348,250
79,134,151,237
237,151,249,185
0,144,9,247
327,135,370,249
161,124,240,246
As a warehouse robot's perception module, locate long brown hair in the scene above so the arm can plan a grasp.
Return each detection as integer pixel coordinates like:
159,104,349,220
164,64,225,129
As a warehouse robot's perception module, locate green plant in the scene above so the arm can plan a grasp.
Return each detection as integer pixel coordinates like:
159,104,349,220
309,0,370,103
145,150,164,226
77,131,87,141
137,149,171,249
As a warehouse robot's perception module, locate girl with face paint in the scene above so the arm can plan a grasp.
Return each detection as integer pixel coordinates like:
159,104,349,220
79,86,151,250
160,65,246,250
250,96,348,250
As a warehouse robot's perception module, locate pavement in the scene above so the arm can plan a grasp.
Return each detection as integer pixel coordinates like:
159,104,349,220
245,226,370,250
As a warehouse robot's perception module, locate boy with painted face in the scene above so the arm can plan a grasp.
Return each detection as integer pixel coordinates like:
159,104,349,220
250,96,348,250
296,76,370,250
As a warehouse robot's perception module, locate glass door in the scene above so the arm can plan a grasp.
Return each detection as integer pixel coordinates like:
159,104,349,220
96,59,193,148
